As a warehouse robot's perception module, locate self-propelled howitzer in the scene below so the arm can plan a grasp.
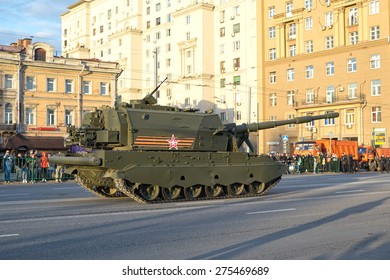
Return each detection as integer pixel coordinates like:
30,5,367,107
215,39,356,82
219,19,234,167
50,92,339,203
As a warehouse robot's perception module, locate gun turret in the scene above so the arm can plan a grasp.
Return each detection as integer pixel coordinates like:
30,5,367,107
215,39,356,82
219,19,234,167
224,112,339,152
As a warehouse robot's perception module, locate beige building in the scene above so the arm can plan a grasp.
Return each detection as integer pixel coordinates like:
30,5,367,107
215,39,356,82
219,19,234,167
260,0,390,153
62,0,260,151
0,38,122,152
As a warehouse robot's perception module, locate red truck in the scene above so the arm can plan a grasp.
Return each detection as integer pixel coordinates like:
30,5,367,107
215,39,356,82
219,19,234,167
294,140,358,159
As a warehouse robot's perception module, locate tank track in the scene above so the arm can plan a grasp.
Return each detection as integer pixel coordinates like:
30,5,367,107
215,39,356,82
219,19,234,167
75,175,123,198
113,177,281,204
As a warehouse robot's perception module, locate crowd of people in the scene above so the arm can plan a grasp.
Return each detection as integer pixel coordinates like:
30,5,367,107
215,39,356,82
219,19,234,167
2,150,64,183
268,152,359,174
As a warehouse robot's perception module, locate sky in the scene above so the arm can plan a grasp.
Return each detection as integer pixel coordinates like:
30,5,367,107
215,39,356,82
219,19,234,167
0,0,76,54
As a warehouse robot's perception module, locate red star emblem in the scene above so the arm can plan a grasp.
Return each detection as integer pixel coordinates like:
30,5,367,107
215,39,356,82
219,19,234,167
167,134,180,150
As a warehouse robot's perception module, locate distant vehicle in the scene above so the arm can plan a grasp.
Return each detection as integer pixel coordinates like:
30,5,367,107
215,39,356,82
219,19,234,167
358,145,390,171
294,139,358,160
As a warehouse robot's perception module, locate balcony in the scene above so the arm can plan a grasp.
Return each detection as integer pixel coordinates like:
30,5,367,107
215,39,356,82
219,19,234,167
294,94,366,109
0,124,17,132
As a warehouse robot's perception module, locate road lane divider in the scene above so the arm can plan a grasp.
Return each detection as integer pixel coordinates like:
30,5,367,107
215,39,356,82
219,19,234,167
246,208,296,215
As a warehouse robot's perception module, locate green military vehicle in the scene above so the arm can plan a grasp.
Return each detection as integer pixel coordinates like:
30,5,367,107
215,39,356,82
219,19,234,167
50,80,339,204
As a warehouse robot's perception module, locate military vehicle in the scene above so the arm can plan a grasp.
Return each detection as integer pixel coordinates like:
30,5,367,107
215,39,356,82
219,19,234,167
50,80,339,204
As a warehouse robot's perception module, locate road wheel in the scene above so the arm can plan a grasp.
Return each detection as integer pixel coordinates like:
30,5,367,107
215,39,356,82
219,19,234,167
227,183,245,196
205,184,223,198
184,185,203,199
248,181,266,195
161,186,181,200
138,184,160,201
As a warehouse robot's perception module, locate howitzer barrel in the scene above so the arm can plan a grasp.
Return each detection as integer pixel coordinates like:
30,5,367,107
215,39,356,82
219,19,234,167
50,155,102,166
237,112,339,132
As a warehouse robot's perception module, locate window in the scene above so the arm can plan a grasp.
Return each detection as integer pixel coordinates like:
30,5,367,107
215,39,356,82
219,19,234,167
326,62,334,76
289,44,296,57
156,2,161,11
305,113,314,128
232,6,240,16
47,78,55,92
100,25,103,33
325,36,334,49
233,23,240,34
83,81,91,94
370,54,380,69
26,108,35,125
4,75,13,89
268,6,275,18
268,26,276,39
186,15,190,24
305,65,314,79
220,44,225,55
26,76,35,91
269,48,276,60
287,90,295,106
325,12,333,26
305,0,313,10
166,29,171,37
372,106,381,123
286,2,293,15
370,26,380,40
371,80,381,96
326,85,335,103
324,111,335,126
186,65,192,75
345,109,355,125
220,10,225,22
220,61,225,72
34,48,46,61
287,68,295,81
305,40,313,53
233,58,240,68
65,109,74,125
270,93,277,107
5,104,12,124
306,89,314,103
287,114,296,128
146,21,150,29
305,17,312,30
156,17,161,25
156,31,161,40
65,79,73,93
220,112,226,123
347,58,357,73
269,71,276,84
220,27,225,37
349,7,358,26
348,82,358,99
47,109,55,125
100,82,108,95
220,78,226,88
233,40,240,51
350,31,358,45
369,0,379,15
233,76,240,85
288,23,296,39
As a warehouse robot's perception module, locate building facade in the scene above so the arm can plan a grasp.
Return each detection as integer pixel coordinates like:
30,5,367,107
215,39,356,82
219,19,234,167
0,38,122,152
61,0,259,151
261,0,389,153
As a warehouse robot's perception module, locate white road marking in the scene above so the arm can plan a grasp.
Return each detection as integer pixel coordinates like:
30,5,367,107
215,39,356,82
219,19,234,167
0,234,20,238
335,190,365,194
52,187,78,190
246,208,296,215
0,193,30,197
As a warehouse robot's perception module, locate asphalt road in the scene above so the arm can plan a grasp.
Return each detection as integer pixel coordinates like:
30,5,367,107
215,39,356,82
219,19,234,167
0,172,389,260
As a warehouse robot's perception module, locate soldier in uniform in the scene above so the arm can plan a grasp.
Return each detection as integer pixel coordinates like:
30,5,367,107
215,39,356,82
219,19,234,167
385,155,390,173
341,153,348,173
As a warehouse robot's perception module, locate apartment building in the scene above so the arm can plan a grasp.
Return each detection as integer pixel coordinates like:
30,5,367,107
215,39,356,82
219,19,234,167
61,0,259,150
261,0,390,153
0,38,121,152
